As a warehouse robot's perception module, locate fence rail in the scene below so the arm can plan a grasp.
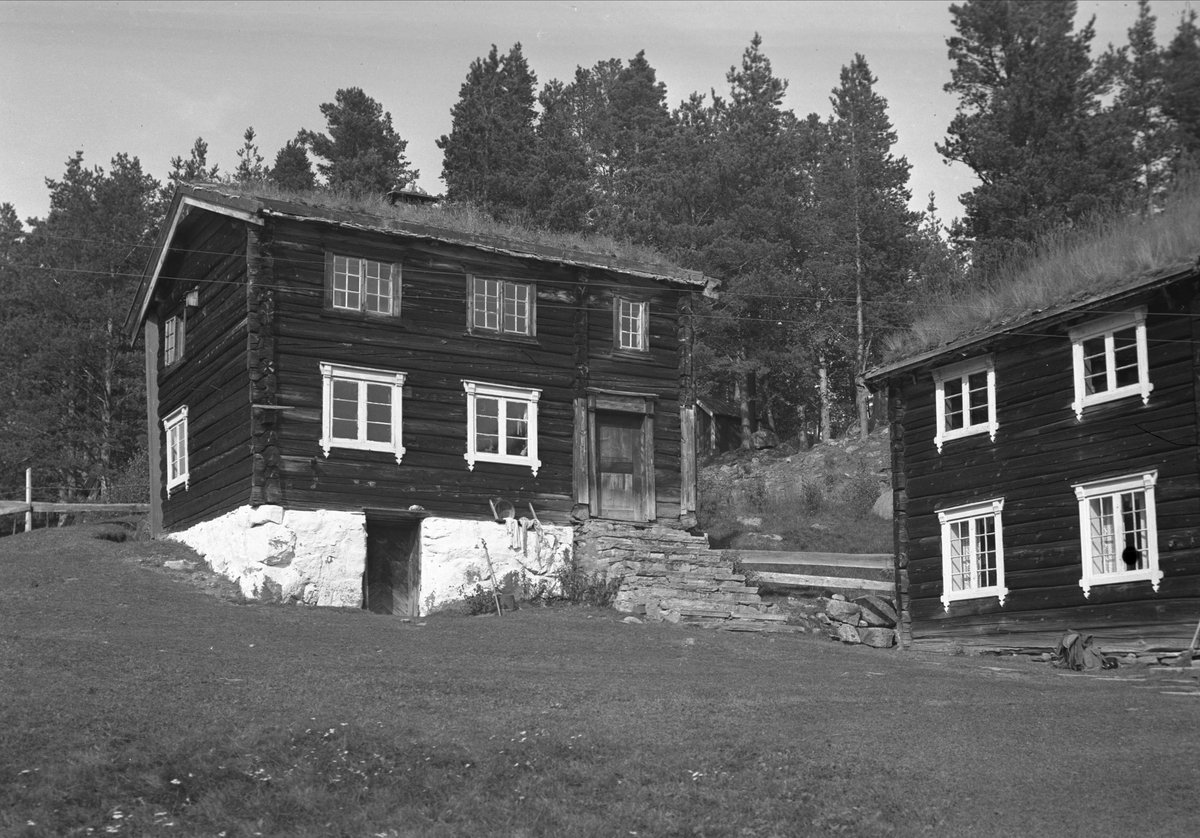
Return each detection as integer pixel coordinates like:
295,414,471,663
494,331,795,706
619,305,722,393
0,501,150,516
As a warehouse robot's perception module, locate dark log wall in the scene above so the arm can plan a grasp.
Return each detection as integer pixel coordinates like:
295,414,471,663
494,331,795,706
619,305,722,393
158,213,252,529
263,219,689,526
895,283,1200,648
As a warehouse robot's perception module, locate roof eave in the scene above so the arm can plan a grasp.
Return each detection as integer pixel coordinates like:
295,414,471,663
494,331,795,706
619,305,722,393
865,261,1200,384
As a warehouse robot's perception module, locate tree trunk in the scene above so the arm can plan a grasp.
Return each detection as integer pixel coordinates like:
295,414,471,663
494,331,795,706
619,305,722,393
735,364,755,449
818,349,831,442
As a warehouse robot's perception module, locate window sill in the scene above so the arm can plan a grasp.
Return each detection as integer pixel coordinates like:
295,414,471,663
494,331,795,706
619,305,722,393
1073,384,1152,418
934,424,996,452
323,307,403,324
464,451,541,476
941,585,1008,610
464,330,538,345
1079,569,1162,597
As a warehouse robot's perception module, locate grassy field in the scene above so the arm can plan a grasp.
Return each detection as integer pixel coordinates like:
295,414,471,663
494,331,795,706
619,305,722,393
2,523,1199,837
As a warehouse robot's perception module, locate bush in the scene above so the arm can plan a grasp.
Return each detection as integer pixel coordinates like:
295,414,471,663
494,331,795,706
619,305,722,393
554,553,621,607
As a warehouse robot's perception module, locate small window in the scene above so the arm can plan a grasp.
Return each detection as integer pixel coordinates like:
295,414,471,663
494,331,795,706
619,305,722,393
463,380,540,475
164,406,189,495
615,298,648,352
938,498,1008,610
468,276,534,337
1069,308,1151,418
1074,471,1161,597
932,355,996,452
163,315,185,367
325,253,400,316
319,363,407,463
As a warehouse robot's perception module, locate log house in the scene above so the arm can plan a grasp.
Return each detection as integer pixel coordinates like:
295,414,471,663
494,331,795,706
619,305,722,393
126,184,717,613
866,254,1200,653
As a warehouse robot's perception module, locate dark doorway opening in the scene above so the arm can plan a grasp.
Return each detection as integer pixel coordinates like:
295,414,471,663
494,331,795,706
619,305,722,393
364,519,420,616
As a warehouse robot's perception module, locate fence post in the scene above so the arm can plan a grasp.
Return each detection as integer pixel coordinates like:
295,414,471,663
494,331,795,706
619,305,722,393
25,467,32,533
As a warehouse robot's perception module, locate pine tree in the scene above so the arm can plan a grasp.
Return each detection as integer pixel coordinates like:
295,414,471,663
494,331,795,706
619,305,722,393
528,79,593,232
234,126,268,182
269,139,316,191
300,87,416,195
817,54,919,438
438,44,538,218
1162,9,1200,165
939,1,1138,267
1,153,162,500
168,137,219,187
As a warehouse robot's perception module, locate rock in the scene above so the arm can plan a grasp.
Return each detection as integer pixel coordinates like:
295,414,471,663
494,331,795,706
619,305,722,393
836,623,862,644
750,429,779,449
748,533,783,542
817,612,833,627
871,490,893,520
855,595,898,628
831,593,847,601
163,559,197,571
859,628,895,648
622,616,642,624
737,516,763,528
824,599,862,624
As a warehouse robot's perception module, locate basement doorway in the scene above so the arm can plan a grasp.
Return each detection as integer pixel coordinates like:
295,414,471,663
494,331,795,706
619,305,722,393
364,519,421,616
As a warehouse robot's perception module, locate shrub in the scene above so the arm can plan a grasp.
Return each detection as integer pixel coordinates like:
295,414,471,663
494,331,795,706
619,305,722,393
554,553,621,607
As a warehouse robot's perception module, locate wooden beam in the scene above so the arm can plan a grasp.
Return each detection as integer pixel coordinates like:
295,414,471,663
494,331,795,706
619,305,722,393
0,502,150,515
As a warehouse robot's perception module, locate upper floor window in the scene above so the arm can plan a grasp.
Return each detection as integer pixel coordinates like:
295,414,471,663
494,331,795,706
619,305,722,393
932,355,996,452
325,253,400,316
462,380,541,475
615,297,648,352
1069,307,1151,419
319,363,406,464
938,498,1007,610
469,276,534,337
1074,471,1161,597
163,315,185,367
164,405,189,496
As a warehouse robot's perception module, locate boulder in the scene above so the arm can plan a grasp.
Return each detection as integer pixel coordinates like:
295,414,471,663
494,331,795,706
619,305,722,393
859,628,896,648
750,429,779,449
855,595,898,628
836,623,861,644
823,599,862,624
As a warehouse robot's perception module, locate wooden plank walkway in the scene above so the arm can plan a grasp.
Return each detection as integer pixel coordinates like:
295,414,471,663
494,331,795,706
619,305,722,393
735,551,895,597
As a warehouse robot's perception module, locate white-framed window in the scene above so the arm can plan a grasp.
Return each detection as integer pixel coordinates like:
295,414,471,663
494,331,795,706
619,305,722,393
326,253,400,316
468,276,534,337
1069,307,1151,419
463,380,540,475
932,355,996,452
938,498,1008,610
615,297,648,352
319,363,406,464
164,405,189,496
1074,471,1161,597
163,315,185,367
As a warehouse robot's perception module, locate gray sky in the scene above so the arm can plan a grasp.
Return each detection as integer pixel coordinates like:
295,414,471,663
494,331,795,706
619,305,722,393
1,0,1193,226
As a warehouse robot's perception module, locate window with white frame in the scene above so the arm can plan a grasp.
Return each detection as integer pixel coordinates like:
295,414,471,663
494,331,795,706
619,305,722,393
938,498,1008,610
1074,471,1161,597
319,363,407,463
163,315,185,367
164,406,189,495
326,253,400,316
462,380,540,475
615,297,648,352
1069,307,1151,419
932,355,996,452
468,276,534,337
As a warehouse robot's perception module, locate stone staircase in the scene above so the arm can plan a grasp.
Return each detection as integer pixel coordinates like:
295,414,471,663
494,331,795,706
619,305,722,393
573,520,803,633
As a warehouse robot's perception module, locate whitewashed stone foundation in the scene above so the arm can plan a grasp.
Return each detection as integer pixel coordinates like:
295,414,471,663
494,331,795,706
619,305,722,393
168,505,571,612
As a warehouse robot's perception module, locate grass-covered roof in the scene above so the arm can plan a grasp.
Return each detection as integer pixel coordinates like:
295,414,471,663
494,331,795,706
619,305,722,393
874,182,1200,377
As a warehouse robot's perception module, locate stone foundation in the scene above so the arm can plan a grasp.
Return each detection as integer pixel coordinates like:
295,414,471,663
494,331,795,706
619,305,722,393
168,505,571,612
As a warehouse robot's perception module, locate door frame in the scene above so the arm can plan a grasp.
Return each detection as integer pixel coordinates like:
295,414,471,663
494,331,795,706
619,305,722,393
582,390,656,522
363,511,424,616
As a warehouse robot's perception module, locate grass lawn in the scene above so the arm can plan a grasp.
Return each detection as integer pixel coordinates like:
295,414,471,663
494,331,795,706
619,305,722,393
2,524,1198,837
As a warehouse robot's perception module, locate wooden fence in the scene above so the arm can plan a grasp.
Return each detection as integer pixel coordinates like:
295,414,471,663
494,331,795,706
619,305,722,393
2,468,148,533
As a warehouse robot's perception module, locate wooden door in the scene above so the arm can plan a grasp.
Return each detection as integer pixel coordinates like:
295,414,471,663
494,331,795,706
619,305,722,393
596,411,646,520
365,520,420,616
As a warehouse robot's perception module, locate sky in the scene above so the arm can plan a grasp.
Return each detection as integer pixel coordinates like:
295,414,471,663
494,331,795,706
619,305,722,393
1,0,1195,227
